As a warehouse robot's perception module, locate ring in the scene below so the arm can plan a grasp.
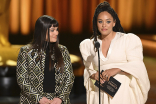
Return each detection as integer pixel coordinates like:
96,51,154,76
105,75,108,78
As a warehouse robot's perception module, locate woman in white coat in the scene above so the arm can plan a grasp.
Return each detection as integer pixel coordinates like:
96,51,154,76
79,1,150,104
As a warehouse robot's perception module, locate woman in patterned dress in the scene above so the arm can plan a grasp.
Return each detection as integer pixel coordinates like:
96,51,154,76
16,15,75,104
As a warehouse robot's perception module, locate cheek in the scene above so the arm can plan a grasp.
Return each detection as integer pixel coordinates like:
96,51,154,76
49,33,54,37
108,23,114,29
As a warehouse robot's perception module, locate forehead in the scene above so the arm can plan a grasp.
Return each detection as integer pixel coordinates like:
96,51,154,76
97,11,113,19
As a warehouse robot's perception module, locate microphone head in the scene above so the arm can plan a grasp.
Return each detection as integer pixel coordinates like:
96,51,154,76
95,41,100,49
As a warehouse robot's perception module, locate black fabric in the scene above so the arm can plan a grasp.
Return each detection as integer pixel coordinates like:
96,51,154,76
43,44,55,93
94,70,121,97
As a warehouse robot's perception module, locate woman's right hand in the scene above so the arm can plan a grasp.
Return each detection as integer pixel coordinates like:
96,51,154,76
39,97,50,104
50,98,62,104
90,71,105,84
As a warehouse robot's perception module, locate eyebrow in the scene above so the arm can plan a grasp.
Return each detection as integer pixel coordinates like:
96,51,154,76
97,19,112,20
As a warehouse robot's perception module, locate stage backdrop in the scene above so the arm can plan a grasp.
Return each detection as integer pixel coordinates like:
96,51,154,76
9,0,156,35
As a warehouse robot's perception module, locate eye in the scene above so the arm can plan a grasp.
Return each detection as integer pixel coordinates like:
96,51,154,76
107,21,111,23
98,21,103,23
50,29,54,32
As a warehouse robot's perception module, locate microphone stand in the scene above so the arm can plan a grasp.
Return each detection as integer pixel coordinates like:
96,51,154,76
95,41,101,104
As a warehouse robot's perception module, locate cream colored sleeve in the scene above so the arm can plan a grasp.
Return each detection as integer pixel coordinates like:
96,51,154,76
79,39,97,91
112,33,150,103
125,34,150,103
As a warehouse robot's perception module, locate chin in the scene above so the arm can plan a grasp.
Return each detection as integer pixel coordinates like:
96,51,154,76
50,40,57,43
101,31,111,35
101,32,108,36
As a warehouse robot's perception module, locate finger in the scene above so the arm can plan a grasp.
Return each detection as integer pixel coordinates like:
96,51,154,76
101,70,104,77
101,72,104,79
103,73,106,79
99,73,105,82
48,100,51,103
102,72,107,78
100,74,103,79
100,78,105,84
108,75,111,81
104,74,108,81
106,75,109,81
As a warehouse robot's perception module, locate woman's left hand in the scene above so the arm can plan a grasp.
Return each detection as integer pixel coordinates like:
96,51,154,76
50,98,62,104
101,68,121,81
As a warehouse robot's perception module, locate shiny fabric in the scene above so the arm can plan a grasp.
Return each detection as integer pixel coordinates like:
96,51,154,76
16,44,75,104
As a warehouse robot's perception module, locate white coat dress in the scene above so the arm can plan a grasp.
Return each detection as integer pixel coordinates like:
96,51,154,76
79,32,150,104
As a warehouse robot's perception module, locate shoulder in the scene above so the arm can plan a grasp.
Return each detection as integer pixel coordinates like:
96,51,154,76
79,38,94,49
80,39,93,45
124,33,141,45
58,44,67,50
117,32,141,43
20,44,32,52
124,33,140,39
79,38,95,57
118,32,140,40
117,32,142,50
58,44,68,52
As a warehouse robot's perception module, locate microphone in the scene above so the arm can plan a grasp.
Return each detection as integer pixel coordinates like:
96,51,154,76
94,41,100,49
94,40,101,104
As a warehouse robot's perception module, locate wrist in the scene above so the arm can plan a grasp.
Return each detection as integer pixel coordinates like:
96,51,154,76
90,73,95,80
117,68,121,73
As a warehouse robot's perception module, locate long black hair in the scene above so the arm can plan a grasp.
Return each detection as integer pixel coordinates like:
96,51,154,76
30,15,64,73
91,1,125,41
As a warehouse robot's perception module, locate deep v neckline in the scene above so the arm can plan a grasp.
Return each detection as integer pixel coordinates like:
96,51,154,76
98,32,117,61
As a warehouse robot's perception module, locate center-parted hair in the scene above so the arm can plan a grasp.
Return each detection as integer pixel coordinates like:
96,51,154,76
30,15,64,73
91,1,125,41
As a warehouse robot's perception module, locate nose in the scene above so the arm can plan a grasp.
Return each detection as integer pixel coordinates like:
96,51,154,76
102,22,106,27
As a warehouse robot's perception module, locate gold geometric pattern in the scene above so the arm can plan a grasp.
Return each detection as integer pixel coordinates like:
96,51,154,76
16,44,75,104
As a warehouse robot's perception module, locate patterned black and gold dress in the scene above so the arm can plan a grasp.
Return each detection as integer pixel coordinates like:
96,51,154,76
16,44,75,104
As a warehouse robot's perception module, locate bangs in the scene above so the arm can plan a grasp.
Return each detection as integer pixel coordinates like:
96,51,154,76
50,20,59,27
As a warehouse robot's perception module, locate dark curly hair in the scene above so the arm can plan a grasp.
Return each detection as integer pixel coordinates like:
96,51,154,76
91,1,125,41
